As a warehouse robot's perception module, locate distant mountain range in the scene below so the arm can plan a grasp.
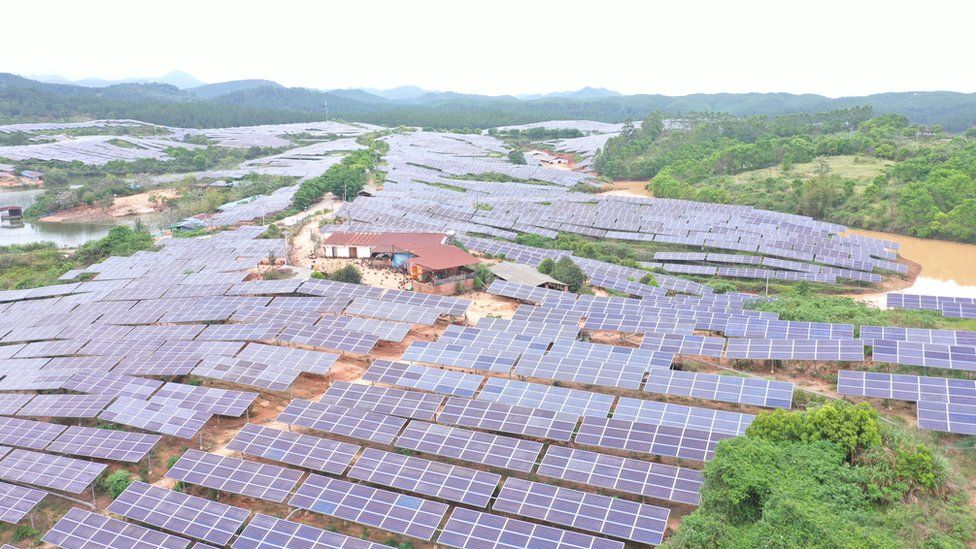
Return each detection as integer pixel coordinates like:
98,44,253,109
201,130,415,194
31,70,206,89
3,72,976,131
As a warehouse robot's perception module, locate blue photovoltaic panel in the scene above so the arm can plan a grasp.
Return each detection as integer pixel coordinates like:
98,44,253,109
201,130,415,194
917,401,976,434
395,420,542,473
437,397,579,441
476,377,614,417
107,481,249,546
859,326,976,347
724,318,854,340
514,353,645,389
400,340,518,373
836,370,976,404
349,447,500,507
644,369,794,409
575,416,733,461
361,360,485,398
439,507,624,549
277,399,407,444
725,338,865,361
319,381,445,421
613,397,755,436
640,332,725,357
43,507,191,549
232,513,386,549
545,339,674,371
872,340,976,371
493,477,669,545
537,445,703,505
166,449,302,503
289,474,449,541
226,423,359,475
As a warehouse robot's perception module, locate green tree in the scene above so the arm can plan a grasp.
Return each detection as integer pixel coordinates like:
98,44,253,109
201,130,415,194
537,258,555,275
549,257,586,292
472,262,495,290
798,177,838,219
326,265,362,284
507,149,526,165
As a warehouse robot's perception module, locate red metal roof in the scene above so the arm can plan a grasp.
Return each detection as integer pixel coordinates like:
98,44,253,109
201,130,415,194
406,245,479,270
321,232,479,270
321,232,446,252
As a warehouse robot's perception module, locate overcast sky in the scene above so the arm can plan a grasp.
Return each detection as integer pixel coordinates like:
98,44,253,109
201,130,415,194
6,0,974,97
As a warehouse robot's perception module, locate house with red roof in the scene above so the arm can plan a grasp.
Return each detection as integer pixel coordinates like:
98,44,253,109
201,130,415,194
320,232,480,295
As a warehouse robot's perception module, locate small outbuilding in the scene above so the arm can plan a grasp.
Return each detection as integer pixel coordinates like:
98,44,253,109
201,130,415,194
489,262,568,291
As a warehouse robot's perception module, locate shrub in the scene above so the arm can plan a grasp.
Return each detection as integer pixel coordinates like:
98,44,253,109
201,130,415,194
472,263,495,290
103,470,135,498
747,401,882,459
12,525,39,542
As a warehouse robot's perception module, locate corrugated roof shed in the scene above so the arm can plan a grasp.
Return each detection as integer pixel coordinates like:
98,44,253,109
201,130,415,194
489,262,562,287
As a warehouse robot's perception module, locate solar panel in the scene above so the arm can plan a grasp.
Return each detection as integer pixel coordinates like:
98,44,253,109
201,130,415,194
437,397,579,441
315,315,411,342
16,394,114,418
43,508,191,549
192,355,301,391
644,369,794,409
99,397,212,439
724,318,855,339
493,477,669,545
319,381,445,421
475,316,581,342
395,419,542,472
376,289,471,317
546,339,674,371
614,397,755,435
725,338,865,362
512,305,584,326
439,507,624,549
859,326,976,346
872,340,976,371
477,377,614,417
268,295,353,313
107,481,250,546
13,338,88,359
150,383,257,417
226,423,359,474
197,322,285,342
0,481,45,524
344,297,440,325
0,394,33,415
575,416,734,461
113,352,202,376
276,324,379,354
917,401,976,434
361,359,485,397
0,416,67,449
288,474,449,541
349,447,501,507
438,325,551,355
232,513,386,549
277,399,407,444
0,448,106,493
166,449,303,503
61,370,163,399
237,343,338,374
45,426,160,462
513,353,645,389
640,332,726,357
836,370,976,404
537,445,703,505
0,368,75,391
401,340,519,373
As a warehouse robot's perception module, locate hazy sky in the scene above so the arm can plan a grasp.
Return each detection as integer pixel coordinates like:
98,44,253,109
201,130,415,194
6,0,975,97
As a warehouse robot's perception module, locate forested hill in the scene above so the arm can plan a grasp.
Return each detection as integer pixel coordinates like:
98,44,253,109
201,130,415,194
2,72,976,130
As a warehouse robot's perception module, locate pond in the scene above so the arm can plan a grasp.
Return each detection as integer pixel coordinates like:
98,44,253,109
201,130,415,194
850,229,976,300
0,188,117,247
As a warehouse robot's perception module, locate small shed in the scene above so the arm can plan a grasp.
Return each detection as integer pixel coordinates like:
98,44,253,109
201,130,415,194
489,262,568,291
